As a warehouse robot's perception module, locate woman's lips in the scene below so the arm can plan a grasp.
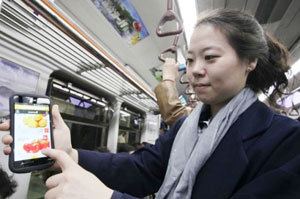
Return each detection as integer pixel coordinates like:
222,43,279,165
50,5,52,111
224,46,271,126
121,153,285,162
193,83,209,91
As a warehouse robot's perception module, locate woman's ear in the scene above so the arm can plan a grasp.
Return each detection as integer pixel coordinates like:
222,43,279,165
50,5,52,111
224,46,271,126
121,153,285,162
247,58,258,72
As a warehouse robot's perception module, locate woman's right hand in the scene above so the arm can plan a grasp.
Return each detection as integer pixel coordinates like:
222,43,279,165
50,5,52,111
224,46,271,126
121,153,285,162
162,58,179,81
43,149,113,199
1,105,78,166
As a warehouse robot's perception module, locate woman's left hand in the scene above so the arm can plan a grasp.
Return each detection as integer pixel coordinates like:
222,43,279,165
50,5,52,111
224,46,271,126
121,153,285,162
43,149,113,199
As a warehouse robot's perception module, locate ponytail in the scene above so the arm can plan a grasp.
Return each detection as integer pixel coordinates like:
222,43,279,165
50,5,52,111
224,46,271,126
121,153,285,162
247,32,290,105
266,33,290,104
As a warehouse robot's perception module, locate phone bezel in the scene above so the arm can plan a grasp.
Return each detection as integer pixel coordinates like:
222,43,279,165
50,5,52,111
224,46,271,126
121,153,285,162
9,93,54,173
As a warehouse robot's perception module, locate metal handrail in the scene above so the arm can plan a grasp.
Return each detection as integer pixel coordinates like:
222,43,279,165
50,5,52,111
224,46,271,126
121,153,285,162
179,70,189,84
158,34,179,62
288,101,300,117
156,0,183,37
156,0,196,107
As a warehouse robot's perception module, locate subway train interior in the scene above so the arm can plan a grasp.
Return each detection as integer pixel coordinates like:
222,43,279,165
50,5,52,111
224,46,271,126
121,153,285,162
0,0,300,198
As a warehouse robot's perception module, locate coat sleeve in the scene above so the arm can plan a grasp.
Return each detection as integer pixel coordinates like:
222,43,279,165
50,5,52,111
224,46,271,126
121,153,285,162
111,191,141,199
230,119,300,198
154,81,192,125
77,117,186,197
230,155,300,198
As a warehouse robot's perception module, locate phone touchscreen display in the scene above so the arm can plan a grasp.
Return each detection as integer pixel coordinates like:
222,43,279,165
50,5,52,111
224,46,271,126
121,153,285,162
14,103,52,161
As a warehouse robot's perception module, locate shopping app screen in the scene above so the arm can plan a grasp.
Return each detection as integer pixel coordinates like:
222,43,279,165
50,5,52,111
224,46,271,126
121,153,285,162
14,103,52,161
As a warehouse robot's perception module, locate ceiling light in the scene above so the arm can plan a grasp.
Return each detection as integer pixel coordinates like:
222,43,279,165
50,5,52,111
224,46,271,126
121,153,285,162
177,0,197,46
96,101,106,107
120,110,130,117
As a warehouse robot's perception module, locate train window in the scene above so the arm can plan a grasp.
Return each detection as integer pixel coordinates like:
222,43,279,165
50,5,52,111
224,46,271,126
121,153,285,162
118,107,144,147
277,91,300,109
47,79,110,151
119,110,131,127
132,118,140,128
50,82,110,124
128,132,138,145
66,122,107,151
0,58,39,122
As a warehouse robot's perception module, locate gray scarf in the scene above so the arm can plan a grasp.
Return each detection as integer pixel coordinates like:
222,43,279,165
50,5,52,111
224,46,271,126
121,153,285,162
156,88,257,199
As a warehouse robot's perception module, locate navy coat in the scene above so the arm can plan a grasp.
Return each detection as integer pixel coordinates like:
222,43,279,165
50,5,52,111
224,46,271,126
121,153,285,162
78,100,300,198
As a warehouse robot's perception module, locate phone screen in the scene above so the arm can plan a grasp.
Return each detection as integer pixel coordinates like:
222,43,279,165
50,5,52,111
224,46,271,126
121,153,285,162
9,95,54,173
13,102,52,161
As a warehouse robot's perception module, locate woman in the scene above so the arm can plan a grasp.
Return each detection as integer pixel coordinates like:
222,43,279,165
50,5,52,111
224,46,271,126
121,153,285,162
2,9,300,199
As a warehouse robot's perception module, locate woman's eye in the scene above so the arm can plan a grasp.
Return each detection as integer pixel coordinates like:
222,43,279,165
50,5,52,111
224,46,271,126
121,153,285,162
186,58,193,65
205,55,218,61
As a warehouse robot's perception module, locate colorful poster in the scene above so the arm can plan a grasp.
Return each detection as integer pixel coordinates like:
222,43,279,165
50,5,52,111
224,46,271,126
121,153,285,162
150,66,163,82
0,58,39,118
91,0,149,45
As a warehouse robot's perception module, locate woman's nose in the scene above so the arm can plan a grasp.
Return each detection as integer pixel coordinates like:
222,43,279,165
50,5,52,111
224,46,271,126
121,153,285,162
192,60,206,76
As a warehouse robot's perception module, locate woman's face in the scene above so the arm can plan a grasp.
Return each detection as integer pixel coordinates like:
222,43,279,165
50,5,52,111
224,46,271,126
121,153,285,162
187,24,252,112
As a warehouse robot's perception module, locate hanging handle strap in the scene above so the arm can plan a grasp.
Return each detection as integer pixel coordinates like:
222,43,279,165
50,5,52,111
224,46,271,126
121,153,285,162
158,46,178,62
156,0,183,37
184,84,194,95
158,35,179,62
288,101,300,117
184,85,197,107
167,0,173,10
179,70,189,84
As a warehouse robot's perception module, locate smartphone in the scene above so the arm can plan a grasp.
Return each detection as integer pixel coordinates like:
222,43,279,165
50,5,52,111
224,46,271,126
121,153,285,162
9,94,54,173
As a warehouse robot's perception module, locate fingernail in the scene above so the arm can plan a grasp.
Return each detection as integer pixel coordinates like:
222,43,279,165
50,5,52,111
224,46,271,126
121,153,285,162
54,104,60,112
42,148,50,154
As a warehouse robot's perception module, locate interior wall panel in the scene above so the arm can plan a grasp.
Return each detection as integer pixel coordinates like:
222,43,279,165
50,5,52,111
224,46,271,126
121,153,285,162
274,0,300,48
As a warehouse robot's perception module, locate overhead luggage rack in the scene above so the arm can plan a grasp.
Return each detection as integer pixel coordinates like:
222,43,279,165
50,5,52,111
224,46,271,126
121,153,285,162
0,0,158,112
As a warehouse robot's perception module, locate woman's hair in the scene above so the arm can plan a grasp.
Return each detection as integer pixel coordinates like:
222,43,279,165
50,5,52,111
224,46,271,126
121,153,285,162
195,9,290,104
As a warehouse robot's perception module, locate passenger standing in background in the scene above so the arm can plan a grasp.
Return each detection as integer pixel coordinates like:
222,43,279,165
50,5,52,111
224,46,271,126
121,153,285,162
2,9,300,199
154,58,192,126
118,132,126,144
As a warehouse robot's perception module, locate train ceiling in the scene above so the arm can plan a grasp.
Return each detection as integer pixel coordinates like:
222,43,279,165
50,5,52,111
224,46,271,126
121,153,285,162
1,0,299,112
53,0,300,95
196,0,300,63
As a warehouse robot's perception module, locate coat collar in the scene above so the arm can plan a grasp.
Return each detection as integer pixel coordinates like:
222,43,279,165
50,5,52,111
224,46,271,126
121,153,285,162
197,100,274,141
237,100,275,141
192,100,276,198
